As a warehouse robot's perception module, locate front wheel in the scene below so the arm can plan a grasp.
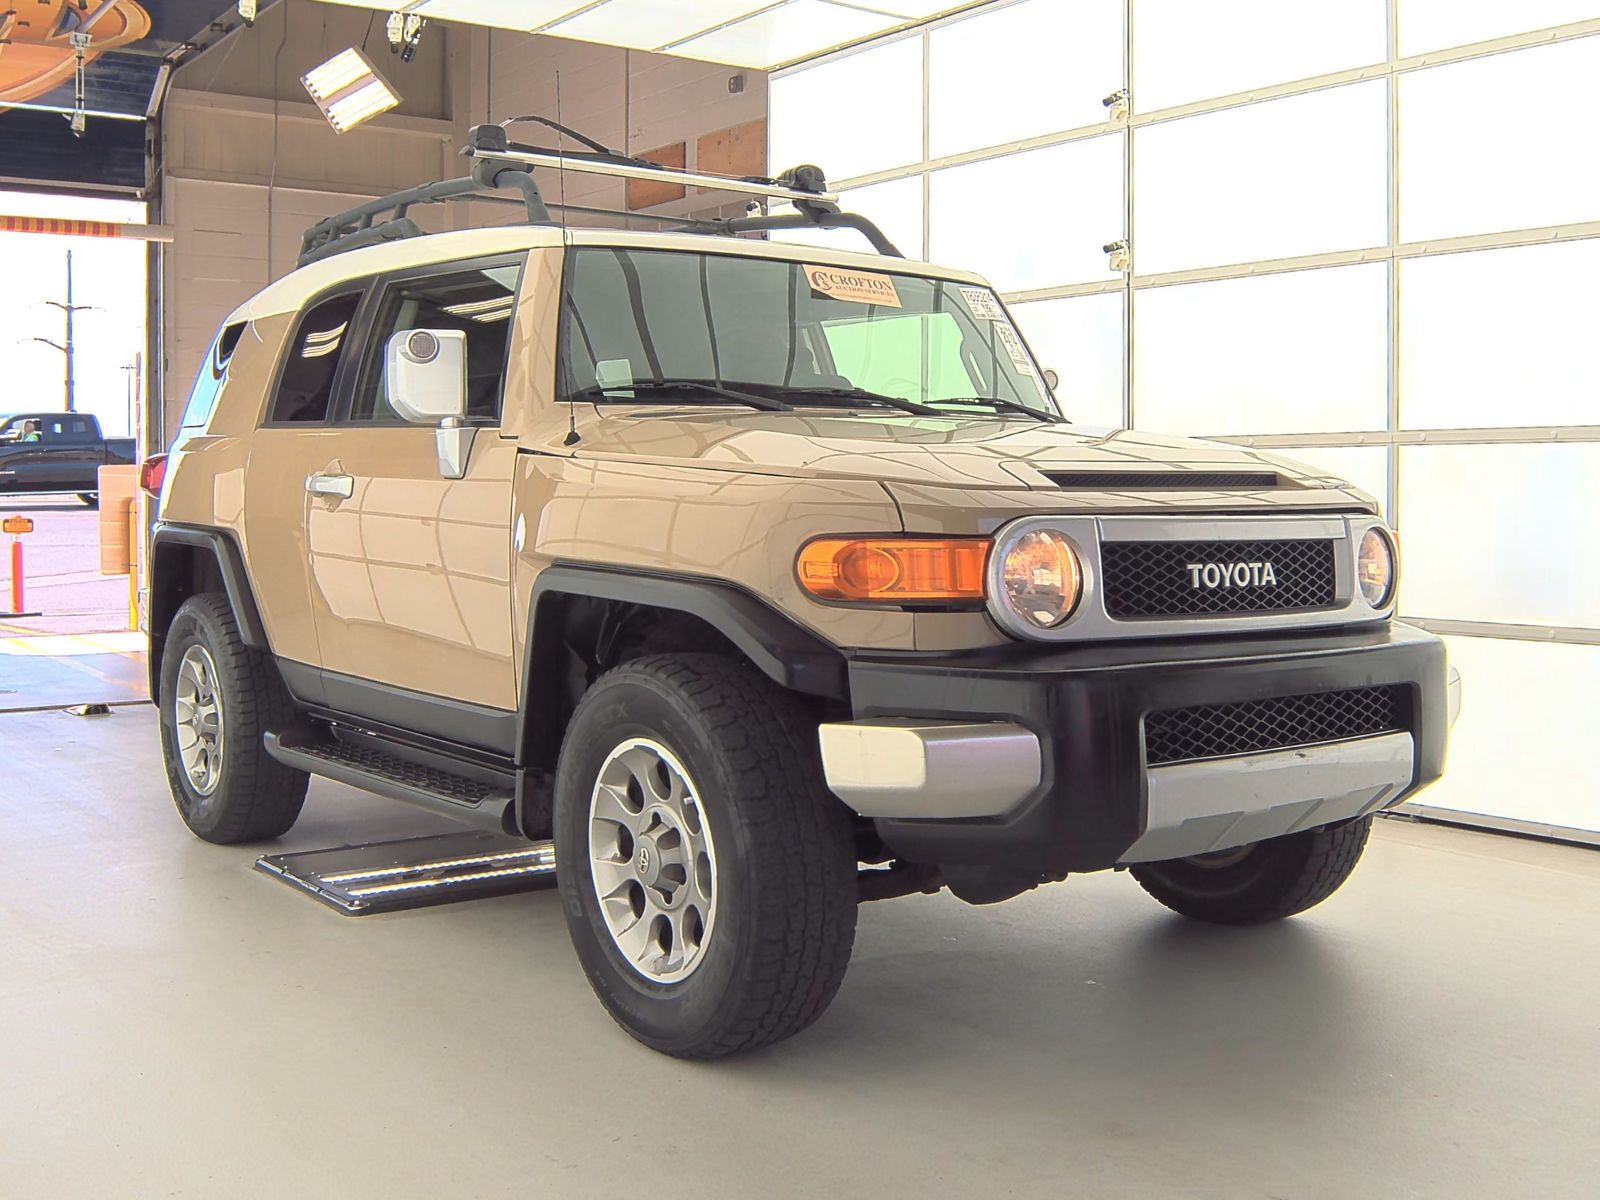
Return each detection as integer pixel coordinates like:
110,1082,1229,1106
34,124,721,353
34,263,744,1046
158,593,309,843
554,654,858,1058
1129,817,1373,925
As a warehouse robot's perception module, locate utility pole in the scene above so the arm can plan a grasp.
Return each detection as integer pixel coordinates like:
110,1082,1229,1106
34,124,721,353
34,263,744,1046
31,251,95,412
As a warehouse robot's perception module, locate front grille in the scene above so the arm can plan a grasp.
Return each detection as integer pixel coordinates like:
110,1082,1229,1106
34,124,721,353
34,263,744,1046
1101,538,1337,618
1144,686,1407,766
1043,471,1281,490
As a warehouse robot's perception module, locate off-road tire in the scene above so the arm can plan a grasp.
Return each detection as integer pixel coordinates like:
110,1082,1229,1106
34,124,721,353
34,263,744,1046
158,592,308,843
1129,817,1373,925
78,492,98,508
555,653,858,1059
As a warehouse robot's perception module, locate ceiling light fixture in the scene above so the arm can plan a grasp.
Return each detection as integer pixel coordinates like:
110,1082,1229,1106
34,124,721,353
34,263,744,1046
238,0,258,25
302,48,401,134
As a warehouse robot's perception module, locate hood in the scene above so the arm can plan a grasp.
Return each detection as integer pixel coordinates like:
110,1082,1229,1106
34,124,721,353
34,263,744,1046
564,408,1377,511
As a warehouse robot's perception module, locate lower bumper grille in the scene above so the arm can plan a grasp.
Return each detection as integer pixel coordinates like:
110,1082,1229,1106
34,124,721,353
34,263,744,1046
1144,685,1407,766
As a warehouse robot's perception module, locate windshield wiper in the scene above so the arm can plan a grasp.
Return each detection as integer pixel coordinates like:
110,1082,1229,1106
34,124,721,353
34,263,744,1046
925,396,1063,423
765,386,943,417
571,379,793,412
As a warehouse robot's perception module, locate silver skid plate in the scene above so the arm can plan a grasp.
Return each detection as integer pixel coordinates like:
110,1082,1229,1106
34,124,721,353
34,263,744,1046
255,831,556,916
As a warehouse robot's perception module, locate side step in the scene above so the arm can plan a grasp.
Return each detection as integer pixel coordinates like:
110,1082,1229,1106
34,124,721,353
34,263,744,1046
256,831,556,915
264,730,513,835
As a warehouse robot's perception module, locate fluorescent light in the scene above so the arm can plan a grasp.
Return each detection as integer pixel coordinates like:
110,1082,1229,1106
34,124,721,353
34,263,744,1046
302,48,401,133
544,0,764,52
666,1,901,68
443,297,516,322
302,323,349,358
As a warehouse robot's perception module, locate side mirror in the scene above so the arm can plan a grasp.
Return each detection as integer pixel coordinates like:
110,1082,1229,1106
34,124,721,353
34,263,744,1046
385,329,467,424
385,329,476,479
1042,367,1060,392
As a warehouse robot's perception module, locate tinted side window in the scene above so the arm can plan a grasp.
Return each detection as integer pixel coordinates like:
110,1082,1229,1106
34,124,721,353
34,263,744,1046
347,264,520,423
176,322,245,439
269,292,362,423
40,417,92,440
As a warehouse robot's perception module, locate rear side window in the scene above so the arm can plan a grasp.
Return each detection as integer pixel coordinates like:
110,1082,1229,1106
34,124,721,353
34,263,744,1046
177,322,246,437
269,292,363,423
38,416,93,441
346,263,521,423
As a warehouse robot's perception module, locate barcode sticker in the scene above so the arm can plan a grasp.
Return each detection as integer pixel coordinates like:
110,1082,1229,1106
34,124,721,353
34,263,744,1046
994,323,1035,376
960,287,1005,321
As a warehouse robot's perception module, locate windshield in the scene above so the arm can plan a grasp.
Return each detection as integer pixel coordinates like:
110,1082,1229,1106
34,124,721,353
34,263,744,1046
559,248,1058,417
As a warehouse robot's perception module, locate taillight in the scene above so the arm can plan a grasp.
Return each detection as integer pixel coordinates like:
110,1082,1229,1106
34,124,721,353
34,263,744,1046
139,454,168,496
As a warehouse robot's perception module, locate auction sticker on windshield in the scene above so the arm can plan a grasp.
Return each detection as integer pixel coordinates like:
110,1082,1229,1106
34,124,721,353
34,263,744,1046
960,286,1004,321
804,265,902,308
994,323,1035,376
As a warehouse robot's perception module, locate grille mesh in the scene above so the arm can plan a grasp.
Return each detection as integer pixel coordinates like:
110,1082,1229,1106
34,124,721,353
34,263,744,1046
1043,471,1281,490
1101,538,1336,618
1144,686,1406,766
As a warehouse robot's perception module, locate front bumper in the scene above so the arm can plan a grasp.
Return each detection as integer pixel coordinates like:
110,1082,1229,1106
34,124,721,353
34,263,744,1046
822,622,1452,875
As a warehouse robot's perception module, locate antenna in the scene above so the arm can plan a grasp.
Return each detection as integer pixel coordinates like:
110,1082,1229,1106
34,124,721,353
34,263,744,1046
556,72,580,447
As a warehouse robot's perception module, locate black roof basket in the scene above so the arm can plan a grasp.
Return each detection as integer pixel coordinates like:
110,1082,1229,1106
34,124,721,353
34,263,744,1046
296,116,903,268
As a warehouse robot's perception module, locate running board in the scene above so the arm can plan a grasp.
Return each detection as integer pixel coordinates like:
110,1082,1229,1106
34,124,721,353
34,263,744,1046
255,831,556,915
264,730,513,834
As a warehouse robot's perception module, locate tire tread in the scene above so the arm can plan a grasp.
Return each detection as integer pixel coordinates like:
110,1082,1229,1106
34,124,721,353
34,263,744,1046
160,593,308,843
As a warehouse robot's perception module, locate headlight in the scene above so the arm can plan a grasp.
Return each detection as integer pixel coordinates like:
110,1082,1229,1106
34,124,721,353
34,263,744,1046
996,528,1082,630
1357,526,1396,608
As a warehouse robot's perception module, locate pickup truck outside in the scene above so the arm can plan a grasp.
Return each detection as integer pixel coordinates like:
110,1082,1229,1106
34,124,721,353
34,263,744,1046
0,412,136,507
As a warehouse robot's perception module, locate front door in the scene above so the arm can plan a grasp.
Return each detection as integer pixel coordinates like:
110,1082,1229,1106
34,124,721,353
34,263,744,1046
302,258,525,734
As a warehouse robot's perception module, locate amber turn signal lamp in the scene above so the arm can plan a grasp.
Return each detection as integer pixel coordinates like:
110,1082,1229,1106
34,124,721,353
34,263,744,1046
797,537,991,604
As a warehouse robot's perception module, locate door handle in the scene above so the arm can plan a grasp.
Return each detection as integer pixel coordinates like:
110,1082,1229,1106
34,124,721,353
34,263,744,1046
305,472,354,500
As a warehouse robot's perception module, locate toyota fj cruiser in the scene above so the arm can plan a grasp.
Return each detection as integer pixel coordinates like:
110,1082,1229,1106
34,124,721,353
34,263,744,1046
146,123,1458,1058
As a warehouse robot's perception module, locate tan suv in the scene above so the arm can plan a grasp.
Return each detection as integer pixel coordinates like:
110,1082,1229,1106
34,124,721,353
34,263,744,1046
145,125,1458,1058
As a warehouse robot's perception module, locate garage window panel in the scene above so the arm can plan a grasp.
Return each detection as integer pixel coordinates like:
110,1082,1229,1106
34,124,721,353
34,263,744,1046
1010,293,1125,429
927,0,1124,158
1400,240,1600,430
1398,0,1600,56
1397,444,1600,630
769,34,922,182
770,175,925,258
1133,0,1387,113
1418,636,1600,834
1133,81,1388,274
928,134,1125,292
1132,264,1389,436
1399,38,1600,242
1267,446,1390,515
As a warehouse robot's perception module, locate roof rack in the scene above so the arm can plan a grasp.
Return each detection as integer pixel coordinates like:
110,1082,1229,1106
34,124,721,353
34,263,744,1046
297,116,903,268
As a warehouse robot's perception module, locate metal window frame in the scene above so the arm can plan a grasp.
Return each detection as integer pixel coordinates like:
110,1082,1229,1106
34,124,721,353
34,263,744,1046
770,4,1600,654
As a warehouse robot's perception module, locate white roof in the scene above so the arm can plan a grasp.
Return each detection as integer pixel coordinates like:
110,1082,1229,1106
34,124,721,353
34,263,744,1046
232,223,990,324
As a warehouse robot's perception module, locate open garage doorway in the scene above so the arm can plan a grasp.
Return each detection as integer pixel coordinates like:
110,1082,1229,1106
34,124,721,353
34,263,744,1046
0,189,151,709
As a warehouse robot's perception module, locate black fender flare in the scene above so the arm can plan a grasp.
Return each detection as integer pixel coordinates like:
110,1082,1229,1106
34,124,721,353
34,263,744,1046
148,523,269,698
517,563,848,767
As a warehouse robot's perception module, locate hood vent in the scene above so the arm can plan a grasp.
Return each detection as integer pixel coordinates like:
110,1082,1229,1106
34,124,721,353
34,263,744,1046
1041,470,1283,490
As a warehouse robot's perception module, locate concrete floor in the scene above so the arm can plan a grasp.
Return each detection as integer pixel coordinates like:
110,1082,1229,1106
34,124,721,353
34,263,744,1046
2,704,1598,1199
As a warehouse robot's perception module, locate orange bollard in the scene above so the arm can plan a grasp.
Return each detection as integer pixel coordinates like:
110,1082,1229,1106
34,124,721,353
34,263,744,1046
3,515,37,617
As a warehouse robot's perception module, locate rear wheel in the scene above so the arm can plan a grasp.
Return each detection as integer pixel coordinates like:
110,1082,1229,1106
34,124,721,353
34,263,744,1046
158,592,308,843
555,654,858,1058
1129,817,1373,925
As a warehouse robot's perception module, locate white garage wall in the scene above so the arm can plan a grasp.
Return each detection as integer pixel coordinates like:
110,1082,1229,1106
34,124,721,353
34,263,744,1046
770,0,1600,839
158,0,767,440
